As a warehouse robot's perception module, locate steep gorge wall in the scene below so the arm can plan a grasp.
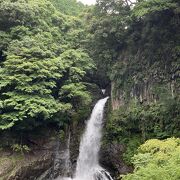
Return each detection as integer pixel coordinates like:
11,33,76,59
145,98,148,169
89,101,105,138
111,51,179,110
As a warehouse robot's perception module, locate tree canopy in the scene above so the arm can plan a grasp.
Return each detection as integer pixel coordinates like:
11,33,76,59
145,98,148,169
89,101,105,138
0,0,94,130
122,138,180,180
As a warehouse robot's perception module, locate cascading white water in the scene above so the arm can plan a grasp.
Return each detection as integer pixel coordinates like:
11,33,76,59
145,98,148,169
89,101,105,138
101,89,106,95
74,97,111,180
61,97,113,180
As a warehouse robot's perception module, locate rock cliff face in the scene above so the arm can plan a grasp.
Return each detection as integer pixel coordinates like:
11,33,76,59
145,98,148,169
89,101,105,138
111,79,178,110
99,103,133,179
110,47,179,110
0,130,77,180
0,134,55,180
100,143,133,179
8,152,53,180
68,122,84,176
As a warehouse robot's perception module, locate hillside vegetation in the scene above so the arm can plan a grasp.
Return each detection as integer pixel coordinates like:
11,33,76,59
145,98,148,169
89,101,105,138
0,0,179,179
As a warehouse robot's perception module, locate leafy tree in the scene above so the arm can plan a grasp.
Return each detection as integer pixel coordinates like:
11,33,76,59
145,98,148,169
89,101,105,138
122,138,180,180
0,0,94,130
50,0,86,16
82,0,133,87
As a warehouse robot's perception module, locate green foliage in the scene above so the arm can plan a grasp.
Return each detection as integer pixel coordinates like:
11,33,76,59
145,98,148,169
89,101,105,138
133,0,179,17
107,98,180,141
58,130,65,141
83,1,131,86
110,0,180,95
11,144,31,154
122,136,142,165
0,0,94,131
86,0,180,91
122,138,180,180
50,0,86,16
105,97,180,164
0,0,56,29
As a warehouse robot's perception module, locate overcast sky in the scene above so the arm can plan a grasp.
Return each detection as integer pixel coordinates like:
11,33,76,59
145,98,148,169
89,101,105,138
78,0,96,5
78,0,136,5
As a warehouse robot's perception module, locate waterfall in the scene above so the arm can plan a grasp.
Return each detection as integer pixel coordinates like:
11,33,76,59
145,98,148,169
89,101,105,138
101,89,106,95
60,97,113,180
74,97,112,180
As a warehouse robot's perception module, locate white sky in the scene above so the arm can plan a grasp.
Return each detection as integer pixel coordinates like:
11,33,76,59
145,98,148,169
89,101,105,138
78,0,136,5
78,0,96,5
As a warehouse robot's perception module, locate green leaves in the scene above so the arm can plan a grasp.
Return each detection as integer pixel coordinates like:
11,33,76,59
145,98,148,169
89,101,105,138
50,0,86,16
133,0,179,17
0,90,71,129
60,49,94,80
122,138,180,180
60,82,91,105
105,97,180,167
0,0,54,29
0,0,94,130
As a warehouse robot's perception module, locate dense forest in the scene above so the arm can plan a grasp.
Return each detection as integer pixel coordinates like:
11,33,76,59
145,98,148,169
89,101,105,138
0,0,179,180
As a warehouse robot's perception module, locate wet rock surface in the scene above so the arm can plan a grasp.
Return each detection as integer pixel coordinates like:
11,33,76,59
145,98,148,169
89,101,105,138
0,132,56,180
100,142,133,179
8,152,53,180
